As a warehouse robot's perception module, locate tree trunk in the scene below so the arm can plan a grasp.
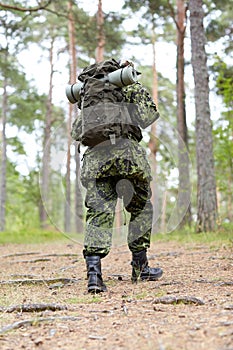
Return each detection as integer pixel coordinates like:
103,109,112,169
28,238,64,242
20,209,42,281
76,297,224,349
40,36,54,229
160,190,167,233
189,0,218,232
176,0,192,227
96,0,105,62
66,0,84,233
65,0,75,233
64,103,72,233
148,23,160,233
0,77,7,232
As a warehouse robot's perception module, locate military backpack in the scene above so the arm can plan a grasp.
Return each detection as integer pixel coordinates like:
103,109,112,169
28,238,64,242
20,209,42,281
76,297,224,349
71,58,142,147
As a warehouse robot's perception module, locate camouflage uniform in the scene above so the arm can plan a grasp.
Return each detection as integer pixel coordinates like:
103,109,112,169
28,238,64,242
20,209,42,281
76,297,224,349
76,82,160,258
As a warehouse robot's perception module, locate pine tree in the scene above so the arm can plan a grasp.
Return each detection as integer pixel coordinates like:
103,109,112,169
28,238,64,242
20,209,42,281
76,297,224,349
189,0,218,232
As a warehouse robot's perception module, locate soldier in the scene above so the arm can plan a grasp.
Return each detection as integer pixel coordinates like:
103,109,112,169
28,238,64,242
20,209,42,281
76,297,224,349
72,60,163,293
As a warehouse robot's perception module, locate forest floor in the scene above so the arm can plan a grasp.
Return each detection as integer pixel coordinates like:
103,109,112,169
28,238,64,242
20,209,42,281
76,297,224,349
0,238,232,350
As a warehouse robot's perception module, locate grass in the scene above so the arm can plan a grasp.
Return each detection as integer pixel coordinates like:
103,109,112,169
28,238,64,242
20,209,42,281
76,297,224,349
121,289,167,302
0,223,232,246
65,295,102,304
152,223,233,246
0,228,67,244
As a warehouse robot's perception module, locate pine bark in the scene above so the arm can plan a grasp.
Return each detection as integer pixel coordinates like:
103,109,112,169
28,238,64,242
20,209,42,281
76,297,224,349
189,0,218,232
176,0,192,227
40,36,54,228
96,0,105,62
65,0,75,233
148,23,160,233
66,0,83,233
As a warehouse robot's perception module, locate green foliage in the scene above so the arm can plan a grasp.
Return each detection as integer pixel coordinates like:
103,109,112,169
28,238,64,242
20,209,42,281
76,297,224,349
8,88,47,133
123,0,176,42
5,163,40,230
0,1,39,52
211,57,233,220
7,136,26,155
213,58,233,108
1,224,231,245
0,227,65,244
213,123,233,190
205,0,233,54
61,4,126,63
124,0,172,17
103,12,126,57
0,52,47,132
152,223,233,245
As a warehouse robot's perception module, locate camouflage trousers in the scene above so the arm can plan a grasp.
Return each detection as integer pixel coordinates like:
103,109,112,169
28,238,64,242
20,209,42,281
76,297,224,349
82,172,153,258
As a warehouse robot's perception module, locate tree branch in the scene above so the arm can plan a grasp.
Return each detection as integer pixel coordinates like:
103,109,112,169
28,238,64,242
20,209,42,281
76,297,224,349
167,0,188,35
0,277,79,286
0,1,52,12
0,316,83,335
153,295,205,305
0,303,67,313
167,0,179,30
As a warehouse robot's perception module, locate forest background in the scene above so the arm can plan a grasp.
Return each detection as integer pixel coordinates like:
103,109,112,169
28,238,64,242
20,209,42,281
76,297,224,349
0,0,232,244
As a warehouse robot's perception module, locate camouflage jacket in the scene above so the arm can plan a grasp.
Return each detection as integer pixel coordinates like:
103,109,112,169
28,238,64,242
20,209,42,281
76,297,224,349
74,82,160,185
123,82,159,128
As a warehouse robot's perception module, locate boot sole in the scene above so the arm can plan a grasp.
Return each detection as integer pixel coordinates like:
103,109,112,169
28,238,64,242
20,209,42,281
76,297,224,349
141,270,163,281
88,285,107,293
131,270,163,282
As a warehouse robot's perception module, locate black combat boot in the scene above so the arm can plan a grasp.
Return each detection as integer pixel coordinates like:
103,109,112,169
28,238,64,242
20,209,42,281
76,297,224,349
85,255,107,293
131,249,163,283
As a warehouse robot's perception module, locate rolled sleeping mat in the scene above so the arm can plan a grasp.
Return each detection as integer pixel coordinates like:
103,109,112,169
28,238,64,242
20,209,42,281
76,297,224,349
65,81,83,104
108,66,138,87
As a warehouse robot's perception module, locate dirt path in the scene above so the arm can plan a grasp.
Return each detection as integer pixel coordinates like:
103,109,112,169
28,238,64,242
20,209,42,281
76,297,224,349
0,240,232,350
